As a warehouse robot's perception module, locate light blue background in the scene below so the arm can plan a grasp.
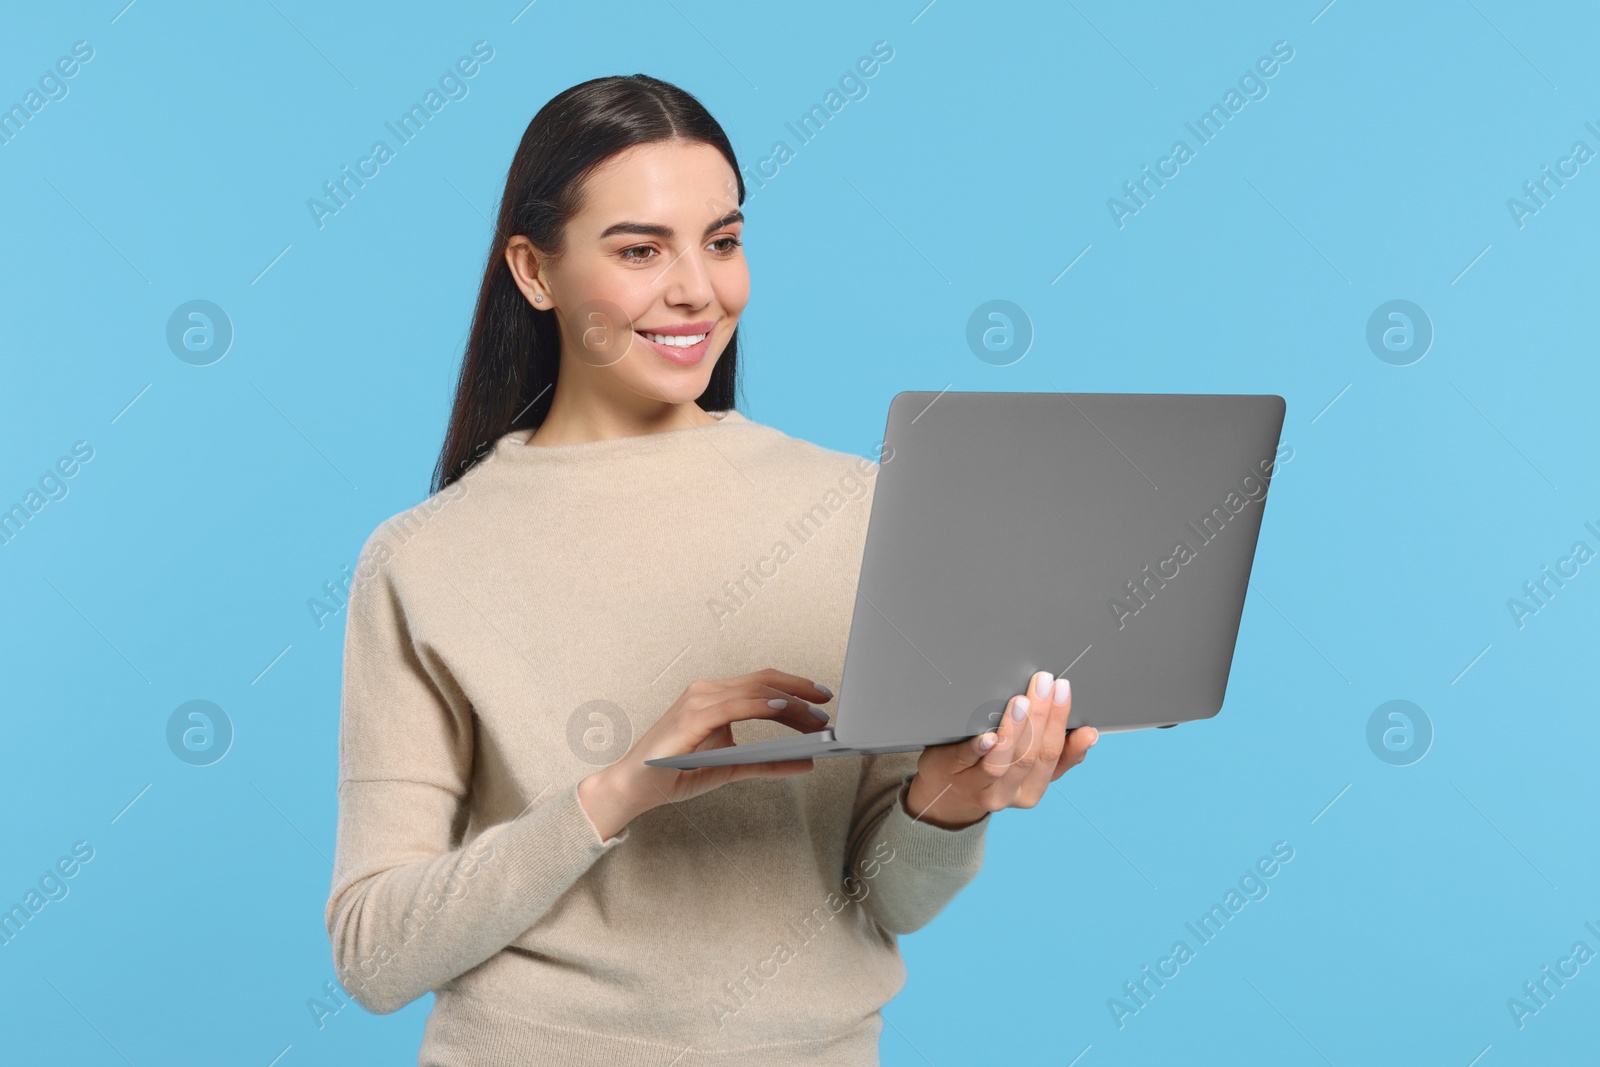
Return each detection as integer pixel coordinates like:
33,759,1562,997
3,0,1597,1063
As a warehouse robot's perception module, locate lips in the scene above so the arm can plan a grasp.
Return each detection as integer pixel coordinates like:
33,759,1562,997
633,320,717,366
635,329,711,365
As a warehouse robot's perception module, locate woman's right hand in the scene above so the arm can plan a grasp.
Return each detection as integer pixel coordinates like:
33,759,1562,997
575,668,835,841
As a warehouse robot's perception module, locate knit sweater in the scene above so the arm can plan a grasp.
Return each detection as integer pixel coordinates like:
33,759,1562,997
325,407,991,1067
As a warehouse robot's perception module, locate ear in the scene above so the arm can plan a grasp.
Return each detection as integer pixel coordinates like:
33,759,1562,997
504,236,551,308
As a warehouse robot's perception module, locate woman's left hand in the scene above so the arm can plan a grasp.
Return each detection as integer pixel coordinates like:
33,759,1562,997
903,670,1097,830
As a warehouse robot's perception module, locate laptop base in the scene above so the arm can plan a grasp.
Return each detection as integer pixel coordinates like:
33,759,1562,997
643,716,1191,769
643,728,927,770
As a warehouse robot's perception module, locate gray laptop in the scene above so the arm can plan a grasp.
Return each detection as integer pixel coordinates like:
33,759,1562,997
645,390,1287,770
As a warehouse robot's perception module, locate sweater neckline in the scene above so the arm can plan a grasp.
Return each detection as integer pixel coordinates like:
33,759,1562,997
490,408,750,464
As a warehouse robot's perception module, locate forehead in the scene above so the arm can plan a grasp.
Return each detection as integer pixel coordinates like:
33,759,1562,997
574,141,738,225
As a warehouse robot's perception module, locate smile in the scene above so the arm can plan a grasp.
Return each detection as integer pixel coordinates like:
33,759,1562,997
640,331,708,347
634,323,716,365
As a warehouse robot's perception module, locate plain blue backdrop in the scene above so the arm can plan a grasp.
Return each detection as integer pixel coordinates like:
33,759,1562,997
2,0,1597,1063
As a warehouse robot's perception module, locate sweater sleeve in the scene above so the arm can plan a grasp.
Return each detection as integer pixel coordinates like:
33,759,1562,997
325,531,629,1015
843,747,989,936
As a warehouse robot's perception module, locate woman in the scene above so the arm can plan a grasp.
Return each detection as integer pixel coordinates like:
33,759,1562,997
325,74,1098,1066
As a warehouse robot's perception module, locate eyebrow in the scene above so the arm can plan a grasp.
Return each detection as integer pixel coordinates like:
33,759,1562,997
598,209,744,241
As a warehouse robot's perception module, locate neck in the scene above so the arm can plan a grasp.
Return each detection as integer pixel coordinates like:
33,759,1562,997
525,397,718,448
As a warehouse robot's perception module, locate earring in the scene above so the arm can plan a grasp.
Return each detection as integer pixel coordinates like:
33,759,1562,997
534,294,543,303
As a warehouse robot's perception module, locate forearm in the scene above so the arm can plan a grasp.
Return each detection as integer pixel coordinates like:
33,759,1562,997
849,771,989,935
326,778,625,1014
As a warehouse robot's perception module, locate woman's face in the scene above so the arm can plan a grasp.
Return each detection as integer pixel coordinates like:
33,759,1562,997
511,139,748,408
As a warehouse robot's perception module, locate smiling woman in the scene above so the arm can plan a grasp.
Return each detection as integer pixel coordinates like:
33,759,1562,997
325,73,1092,1067
502,138,750,408
428,78,752,475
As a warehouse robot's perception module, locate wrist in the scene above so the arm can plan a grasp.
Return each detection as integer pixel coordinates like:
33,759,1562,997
577,764,643,841
903,773,987,831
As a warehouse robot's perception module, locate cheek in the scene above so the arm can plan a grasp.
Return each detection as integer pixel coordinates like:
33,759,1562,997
565,259,647,310
715,261,751,314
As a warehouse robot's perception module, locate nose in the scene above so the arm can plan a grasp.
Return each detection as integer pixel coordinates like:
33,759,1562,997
655,243,714,309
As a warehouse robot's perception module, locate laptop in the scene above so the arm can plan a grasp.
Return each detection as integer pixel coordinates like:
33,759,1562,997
645,390,1287,770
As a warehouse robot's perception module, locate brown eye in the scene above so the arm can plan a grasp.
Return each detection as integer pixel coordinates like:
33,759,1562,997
620,245,656,263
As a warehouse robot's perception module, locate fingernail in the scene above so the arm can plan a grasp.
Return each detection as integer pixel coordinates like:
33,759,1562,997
810,705,830,721
979,733,996,751
768,698,788,709
1053,677,1070,705
816,683,834,700
1088,728,1099,746
1011,695,1030,721
1036,671,1053,695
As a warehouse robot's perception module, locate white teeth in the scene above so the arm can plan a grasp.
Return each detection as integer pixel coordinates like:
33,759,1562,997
642,331,708,347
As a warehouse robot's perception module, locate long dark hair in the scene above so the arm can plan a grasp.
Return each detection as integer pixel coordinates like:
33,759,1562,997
431,75,746,494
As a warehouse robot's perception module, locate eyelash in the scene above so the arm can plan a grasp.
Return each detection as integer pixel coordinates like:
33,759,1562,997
619,236,742,264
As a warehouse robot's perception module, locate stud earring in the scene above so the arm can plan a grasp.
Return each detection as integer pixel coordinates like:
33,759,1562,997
534,294,543,303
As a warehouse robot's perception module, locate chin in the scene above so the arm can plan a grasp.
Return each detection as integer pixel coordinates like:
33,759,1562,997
628,368,715,405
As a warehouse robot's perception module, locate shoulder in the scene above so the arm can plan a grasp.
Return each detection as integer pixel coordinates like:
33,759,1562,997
732,412,882,499
731,414,882,559
348,453,505,587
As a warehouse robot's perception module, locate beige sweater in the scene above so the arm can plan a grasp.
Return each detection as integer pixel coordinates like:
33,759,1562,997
325,407,990,1066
